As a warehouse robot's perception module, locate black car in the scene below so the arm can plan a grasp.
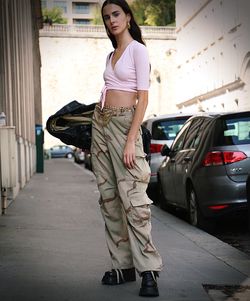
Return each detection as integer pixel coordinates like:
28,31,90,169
158,111,250,231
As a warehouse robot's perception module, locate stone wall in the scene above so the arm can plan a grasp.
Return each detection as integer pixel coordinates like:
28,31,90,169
175,0,250,113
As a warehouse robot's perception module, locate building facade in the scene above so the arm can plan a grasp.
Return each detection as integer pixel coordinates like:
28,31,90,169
0,0,43,209
175,0,250,113
41,0,101,24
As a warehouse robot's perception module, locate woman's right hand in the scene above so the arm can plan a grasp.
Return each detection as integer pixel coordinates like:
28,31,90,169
123,140,136,169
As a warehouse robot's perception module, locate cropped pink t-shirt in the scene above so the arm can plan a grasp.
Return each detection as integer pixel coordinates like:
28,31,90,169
100,40,150,108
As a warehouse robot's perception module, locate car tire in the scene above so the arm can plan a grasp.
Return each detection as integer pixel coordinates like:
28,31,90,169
66,153,73,159
187,187,215,233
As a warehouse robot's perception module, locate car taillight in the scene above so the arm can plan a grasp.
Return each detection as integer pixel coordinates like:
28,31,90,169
150,143,164,154
223,151,247,164
202,151,247,166
208,204,229,211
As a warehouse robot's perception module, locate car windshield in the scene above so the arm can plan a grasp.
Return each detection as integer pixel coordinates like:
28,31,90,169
215,113,250,146
152,118,189,141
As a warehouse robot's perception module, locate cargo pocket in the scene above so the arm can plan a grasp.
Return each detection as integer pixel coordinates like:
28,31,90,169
130,196,153,207
129,199,152,228
125,142,151,185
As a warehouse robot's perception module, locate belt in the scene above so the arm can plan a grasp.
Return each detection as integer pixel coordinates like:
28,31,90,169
95,104,135,125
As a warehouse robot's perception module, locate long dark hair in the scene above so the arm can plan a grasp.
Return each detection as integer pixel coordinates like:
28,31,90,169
101,0,145,48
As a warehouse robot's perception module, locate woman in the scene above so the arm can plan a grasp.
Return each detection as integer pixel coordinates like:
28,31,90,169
91,0,163,297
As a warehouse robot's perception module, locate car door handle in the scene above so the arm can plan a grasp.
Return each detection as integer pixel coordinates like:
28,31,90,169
183,156,192,162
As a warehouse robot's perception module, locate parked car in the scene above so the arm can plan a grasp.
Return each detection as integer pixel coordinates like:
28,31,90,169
142,113,192,190
158,111,250,231
74,148,85,164
49,145,74,159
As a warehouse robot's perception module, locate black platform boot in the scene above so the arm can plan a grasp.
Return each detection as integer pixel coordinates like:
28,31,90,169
102,268,136,285
139,271,159,297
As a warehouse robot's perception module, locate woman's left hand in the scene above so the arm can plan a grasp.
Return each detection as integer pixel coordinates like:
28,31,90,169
123,140,136,169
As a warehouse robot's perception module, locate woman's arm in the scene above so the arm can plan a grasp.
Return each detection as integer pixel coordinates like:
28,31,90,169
123,90,148,169
123,42,150,169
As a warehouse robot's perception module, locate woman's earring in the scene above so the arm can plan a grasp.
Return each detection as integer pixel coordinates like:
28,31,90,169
128,22,131,30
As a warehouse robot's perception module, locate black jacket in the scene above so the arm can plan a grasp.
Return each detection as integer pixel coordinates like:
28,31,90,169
46,100,96,150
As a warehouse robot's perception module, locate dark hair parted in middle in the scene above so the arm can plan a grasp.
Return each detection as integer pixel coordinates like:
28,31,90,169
101,0,145,48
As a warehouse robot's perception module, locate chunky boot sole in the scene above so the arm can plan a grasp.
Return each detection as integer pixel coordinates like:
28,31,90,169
102,268,136,285
139,271,159,297
139,286,159,297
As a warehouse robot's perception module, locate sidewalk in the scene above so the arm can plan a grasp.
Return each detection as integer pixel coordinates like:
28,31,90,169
0,159,250,301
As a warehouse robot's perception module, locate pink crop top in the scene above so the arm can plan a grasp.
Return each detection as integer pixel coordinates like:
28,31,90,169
100,40,150,108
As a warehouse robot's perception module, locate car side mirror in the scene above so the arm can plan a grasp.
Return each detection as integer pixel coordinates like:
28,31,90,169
161,144,170,156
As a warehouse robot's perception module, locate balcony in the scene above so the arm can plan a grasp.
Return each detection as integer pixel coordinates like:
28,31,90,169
40,24,176,40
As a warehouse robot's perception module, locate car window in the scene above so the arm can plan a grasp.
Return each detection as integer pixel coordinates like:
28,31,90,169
214,114,250,146
52,146,60,151
152,117,189,141
182,118,205,149
171,120,192,152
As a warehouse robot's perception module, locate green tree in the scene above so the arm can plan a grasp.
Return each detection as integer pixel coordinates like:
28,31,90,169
92,5,103,25
42,7,67,24
131,0,175,26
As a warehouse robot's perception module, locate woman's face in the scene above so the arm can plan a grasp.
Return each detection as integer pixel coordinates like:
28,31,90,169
102,4,130,37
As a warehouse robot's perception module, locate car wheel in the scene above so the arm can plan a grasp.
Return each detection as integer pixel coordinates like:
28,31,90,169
66,153,73,159
187,187,216,233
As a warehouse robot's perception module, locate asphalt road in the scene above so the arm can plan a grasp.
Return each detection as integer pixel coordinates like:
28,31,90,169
215,217,250,257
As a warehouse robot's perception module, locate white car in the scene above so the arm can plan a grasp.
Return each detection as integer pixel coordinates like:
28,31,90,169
142,113,192,191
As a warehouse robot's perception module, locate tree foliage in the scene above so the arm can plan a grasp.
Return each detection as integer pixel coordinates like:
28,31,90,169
92,5,103,25
42,7,67,25
131,0,175,26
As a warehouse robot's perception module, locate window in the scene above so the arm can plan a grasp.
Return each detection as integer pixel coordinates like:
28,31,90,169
72,2,90,14
214,113,250,146
41,0,47,9
73,18,90,24
152,117,190,141
171,120,192,152
53,1,67,13
182,118,205,149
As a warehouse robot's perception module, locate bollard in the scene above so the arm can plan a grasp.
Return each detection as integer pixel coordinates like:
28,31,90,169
1,187,7,215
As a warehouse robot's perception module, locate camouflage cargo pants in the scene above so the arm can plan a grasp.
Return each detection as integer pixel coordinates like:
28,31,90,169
91,104,162,273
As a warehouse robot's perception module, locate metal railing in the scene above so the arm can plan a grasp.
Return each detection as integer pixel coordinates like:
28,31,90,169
40,24,176,39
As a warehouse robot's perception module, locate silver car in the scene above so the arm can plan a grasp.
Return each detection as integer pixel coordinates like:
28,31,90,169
158,111,250,231
142,113,192,190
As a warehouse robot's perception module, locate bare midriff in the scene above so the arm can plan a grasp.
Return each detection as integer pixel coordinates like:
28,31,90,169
104,89,137,108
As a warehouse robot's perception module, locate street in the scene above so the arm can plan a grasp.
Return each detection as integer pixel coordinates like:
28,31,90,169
147,185,250,259
215,218,250,258
1,159,249,301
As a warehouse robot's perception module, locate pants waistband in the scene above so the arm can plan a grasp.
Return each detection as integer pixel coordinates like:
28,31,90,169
96,103,135,115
